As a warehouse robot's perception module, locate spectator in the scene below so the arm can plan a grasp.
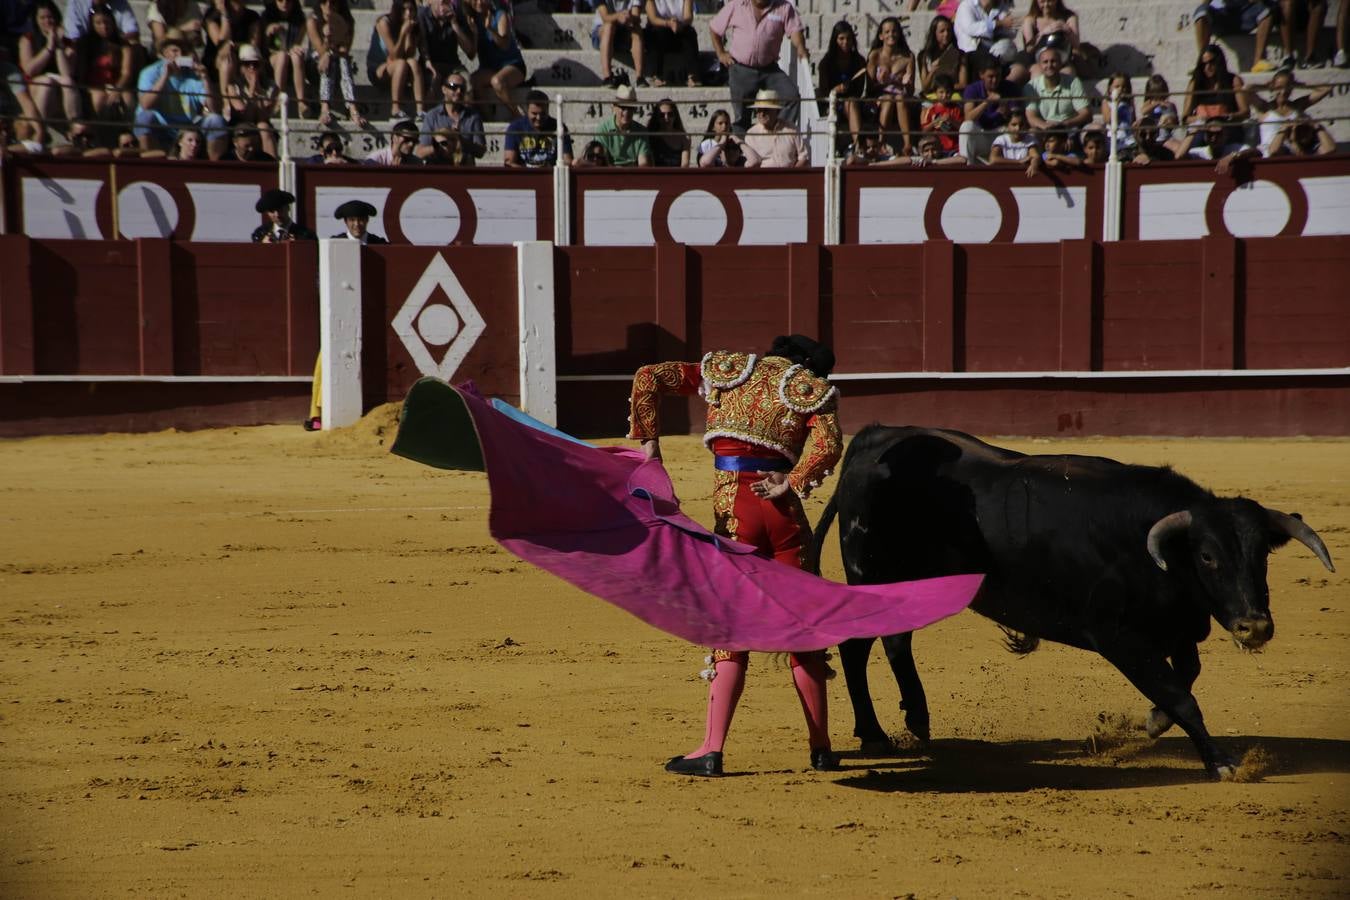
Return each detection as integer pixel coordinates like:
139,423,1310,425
697,107,746,167
1250,68,1330,155
1099,71,1135,150
417,0,474,97
1022,43,1090,142
365,118,422,164
251,188,317,242
1278,0,1326,68
1268,115,1334,155
1193,1,1284,72
987,105,1036,167
261,0,307,117
19,0,80,131
307,0,365,128
113,127,137,153
845,129,897,165
1130,115,1176,164
916,15,969,96
135,29,228,157
304,129,358,162
147,0,204,55
1021,0,1079,77
1034,126,1078,170
2,45,44,143
223,124,275,160
954,0,1020,77
1176,115,1259,174
1139,74,1179,142
741,89,808,168
710,0,809,130
76,7,135,122
1182,44,1248,125
332,200,388,244
920,73,963,155
1,112,46,154
464,0,526,119
368,0,424,120
868,17,915,151
425,126,472,163
205,0,262,88
911,132,967,164
595,83,650,166
224,44,278,155
1079,127,1107,163
503,88,573,167
816,20,867,151
63,0,140,46
960,57,1017,160
644,0,699,87
646,98,689,166
169,126,204,158
417,71,485,162
593,0,645,88
576,139,611,166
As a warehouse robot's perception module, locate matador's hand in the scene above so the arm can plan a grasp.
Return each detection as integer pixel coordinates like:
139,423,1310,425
751,471,791,500
641,438,662,461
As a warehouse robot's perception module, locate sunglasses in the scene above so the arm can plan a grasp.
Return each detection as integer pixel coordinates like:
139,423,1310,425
241,60,260,66
446,82,466,91
435,139,452,147
322,144,341,153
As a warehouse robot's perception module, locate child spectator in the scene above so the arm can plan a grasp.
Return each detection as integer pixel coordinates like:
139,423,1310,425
261,0,307,117
912,132,967,165
416,71,485,163
916,14,967,96
920,73,963,155
987,106,1035,165
816,20,867,152
646,98,689,166
697,107,745,167
1079,128,1107,163
77,8,135,123
845,129,897,165
204,0,263,88
465,0,527,119
593,0,645,88
503,89,573,167
19,0,80,131
224,44,279,155
1099,72,1135,150
368,0,425,120
644,0,699,86
1033,126,1078,171
1183,44,1249,125
1250,69,1330,156
1130,115,1176,164
147,0,204,55
1139,74,1179,142
868,17,915,152
307,0,365,128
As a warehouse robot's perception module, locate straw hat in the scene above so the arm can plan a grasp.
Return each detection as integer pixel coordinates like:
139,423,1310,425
613,84,640,108
158,27,192,54
749,90,784,110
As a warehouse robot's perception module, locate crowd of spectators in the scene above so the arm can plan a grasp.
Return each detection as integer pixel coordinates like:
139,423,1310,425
0,0,1344,164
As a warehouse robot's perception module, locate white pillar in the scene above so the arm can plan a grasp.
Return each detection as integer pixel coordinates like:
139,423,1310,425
516,240,557,427
318,238,363,429
1103,159,1123,242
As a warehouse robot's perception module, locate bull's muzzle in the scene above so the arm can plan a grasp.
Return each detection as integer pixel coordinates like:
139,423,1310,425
1230,616,1274,649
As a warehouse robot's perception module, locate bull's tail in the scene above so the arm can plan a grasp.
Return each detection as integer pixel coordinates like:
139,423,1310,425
809,495,840,577
999,626,1041,656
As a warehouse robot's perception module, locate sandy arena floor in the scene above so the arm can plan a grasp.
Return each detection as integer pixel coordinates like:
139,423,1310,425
1,410,1348,898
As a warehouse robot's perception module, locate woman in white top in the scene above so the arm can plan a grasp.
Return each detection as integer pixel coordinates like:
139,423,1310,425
1250,70,1332,157
697,108,745,167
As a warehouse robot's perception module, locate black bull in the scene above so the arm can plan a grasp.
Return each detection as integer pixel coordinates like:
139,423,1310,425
813,425,1335,779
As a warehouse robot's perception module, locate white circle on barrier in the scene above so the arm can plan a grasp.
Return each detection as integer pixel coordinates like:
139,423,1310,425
1222,180,1290,237
118,181,179,238
401,188,462,245
667,190,727,245
939,187,1001,243
417,303,461,346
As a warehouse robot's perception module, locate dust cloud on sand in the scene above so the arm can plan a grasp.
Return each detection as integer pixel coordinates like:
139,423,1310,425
1,420,1348,897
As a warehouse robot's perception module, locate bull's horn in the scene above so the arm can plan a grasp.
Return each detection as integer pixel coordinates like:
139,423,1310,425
1146,511,1193,571
1268,510,1337,573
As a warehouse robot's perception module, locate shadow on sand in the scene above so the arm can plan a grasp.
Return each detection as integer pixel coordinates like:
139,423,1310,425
831,735,1350,793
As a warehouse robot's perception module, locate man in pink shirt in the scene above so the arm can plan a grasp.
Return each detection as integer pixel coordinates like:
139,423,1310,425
710,0,810,130
741,90,809,167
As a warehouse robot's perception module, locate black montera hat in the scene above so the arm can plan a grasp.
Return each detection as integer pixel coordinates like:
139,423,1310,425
767,334,835,378
255,188,296,213
334,200,378,219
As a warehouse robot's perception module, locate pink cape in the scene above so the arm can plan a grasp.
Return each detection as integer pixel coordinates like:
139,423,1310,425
392,379,983,652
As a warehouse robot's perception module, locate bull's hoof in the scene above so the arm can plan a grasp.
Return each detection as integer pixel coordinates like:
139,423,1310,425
1145,708,1174,739
1211,763,1239,782
905,718,931,743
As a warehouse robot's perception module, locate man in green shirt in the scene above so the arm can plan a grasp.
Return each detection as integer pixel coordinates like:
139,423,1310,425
1022,46,1091,141
593,84,651,167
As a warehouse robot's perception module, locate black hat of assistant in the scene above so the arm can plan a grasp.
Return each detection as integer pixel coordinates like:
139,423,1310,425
334,200,378,220
255,188,296,213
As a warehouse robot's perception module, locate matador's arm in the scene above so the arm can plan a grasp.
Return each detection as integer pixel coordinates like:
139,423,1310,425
627,361,701,440
787,408,843,498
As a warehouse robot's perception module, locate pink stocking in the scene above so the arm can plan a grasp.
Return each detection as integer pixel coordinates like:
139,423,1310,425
685,656,746,758
791,654,831,751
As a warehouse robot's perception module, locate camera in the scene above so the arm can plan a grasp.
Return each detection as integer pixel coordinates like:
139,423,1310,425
175,56,196,70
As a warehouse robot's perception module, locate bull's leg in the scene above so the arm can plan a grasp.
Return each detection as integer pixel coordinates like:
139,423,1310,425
838,637,893,751
1147,642,1201,739
1096,636,1236,779
879,631,929,742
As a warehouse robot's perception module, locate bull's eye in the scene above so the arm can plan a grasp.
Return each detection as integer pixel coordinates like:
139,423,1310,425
1199,551,1217,568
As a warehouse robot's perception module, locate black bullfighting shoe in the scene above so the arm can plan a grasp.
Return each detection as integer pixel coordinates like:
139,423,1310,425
810,748,841,771
665,752,723,776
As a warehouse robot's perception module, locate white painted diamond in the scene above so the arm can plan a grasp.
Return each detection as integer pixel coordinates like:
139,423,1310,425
392,253,486,380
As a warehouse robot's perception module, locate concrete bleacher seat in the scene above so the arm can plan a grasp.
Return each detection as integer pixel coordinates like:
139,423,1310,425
72,0,1350,161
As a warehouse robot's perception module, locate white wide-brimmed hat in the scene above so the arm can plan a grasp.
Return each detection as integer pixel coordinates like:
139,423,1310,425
613,84,640,108
749,90,785,110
